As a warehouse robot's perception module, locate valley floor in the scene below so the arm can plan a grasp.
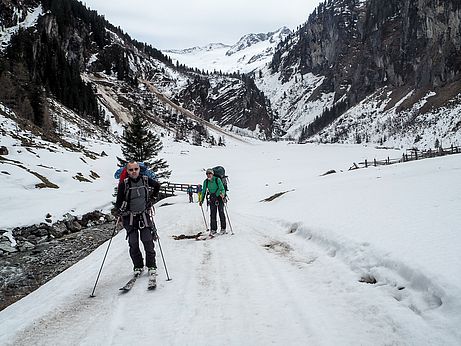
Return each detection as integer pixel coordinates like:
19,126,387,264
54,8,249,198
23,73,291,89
1,139,460,345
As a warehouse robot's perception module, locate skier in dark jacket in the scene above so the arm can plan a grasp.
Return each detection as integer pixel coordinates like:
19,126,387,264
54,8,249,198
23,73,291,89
115,161,160,276
187,185,194,203
199,168,226,235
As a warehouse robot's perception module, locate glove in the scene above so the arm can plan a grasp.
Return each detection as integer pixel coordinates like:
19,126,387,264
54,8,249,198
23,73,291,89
114,201,127,217
113,208,122,218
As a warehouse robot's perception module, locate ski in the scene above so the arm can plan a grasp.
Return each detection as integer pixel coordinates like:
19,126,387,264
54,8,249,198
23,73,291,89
147,270,157,290
119,272,142,292
196,233,216,241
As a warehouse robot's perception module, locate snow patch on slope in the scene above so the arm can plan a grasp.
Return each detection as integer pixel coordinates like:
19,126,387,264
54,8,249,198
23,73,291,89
0,5,42,51
314,89,461,148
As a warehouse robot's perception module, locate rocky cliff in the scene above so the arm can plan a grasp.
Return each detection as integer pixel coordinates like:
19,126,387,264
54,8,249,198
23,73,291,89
268,0,461,144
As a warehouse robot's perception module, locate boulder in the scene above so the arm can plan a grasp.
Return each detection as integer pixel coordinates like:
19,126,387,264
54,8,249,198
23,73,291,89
49,222,68,238
66,220,83,233
0,236,17,253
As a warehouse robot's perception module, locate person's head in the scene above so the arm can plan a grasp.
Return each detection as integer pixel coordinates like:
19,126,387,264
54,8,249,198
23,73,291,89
206,168,214,180
126,161,140,179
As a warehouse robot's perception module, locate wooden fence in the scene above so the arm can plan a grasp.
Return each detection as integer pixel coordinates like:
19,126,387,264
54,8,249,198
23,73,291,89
350,145,461,170
158,182,201,198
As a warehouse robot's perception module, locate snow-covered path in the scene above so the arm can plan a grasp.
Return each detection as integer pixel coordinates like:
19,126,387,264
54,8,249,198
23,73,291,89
2,200,457,345
1,139,461,345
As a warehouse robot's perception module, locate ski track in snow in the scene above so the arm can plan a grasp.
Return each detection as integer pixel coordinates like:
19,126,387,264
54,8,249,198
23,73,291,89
7,203,457,345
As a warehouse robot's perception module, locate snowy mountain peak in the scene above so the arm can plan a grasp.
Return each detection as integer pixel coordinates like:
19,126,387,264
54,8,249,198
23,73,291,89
164,26,291,74
165,43,231,55
226,27,292,56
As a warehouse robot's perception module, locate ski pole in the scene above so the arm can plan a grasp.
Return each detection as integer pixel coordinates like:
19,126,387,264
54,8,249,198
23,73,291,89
200,203,209,232
90,216,120,297
150,207,172,281
223,202,234,235
156,234,172,281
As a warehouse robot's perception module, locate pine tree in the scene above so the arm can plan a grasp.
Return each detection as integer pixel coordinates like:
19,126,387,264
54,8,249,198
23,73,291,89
120,114,171,179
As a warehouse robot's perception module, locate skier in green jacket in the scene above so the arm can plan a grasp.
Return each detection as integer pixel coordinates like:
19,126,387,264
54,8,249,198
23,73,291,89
199,168,226,235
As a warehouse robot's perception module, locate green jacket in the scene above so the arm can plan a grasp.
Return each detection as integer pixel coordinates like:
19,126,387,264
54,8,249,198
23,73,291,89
200,176,225,203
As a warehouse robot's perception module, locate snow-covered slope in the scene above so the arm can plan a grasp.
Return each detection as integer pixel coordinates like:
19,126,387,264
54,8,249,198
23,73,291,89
314,88,461,148
0,102,121,230
164,27,291,74
1,135,461,345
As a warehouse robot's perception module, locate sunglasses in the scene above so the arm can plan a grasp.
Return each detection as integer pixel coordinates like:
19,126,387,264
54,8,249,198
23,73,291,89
128,167,139,172
206,172,213,175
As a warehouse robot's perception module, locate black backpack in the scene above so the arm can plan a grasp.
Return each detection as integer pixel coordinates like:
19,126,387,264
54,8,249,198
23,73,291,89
212,166,228,191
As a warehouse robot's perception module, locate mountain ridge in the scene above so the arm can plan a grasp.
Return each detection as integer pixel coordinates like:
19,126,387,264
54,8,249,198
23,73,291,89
164,27,291,74
0,0,274,142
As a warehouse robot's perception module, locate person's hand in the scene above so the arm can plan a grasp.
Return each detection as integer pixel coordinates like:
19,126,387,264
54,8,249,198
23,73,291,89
113,208,122,218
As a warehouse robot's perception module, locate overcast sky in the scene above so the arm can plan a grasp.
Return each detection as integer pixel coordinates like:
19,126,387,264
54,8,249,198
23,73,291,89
82,0,324,50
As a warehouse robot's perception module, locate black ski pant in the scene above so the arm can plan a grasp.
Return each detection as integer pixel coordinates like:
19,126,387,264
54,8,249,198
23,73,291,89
123,215,156,269
209,194,226,232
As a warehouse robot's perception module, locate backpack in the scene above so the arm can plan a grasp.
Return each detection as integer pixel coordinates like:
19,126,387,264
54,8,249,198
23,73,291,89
211,166,228,191
114,162,157,184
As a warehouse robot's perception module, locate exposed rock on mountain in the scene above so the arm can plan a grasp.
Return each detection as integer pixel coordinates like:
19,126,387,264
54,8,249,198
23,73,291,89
175,75,273,138
226,27,292,56
265,0,461,146
0,0,273,141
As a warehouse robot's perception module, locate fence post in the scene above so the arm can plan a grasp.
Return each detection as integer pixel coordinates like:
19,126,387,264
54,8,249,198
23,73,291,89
374,158,377,166
365,159,368,168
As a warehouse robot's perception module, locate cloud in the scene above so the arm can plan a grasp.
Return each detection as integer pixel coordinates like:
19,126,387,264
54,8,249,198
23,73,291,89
83,0,322,49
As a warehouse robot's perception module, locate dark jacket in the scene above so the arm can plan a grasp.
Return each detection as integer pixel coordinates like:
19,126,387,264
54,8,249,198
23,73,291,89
115,176,160,212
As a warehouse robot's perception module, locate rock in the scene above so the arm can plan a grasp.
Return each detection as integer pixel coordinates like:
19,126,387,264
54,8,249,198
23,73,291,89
18,241,35,251
62,213,75,222
0,237,17,253
37,236,49,244
80,210,104,227
26,235,38,244
32,227,50,237
49,222,67,238
13,225,37,239
0,146,8,155
105,213,116,222
66,220,83,233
